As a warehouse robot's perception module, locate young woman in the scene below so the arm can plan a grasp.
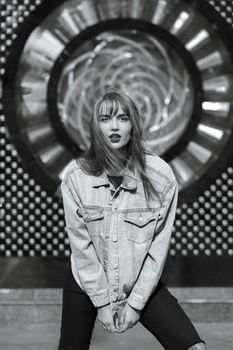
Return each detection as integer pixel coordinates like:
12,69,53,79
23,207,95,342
58,88,207,350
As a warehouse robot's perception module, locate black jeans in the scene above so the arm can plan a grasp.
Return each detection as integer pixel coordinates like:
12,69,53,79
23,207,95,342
58,261,206,350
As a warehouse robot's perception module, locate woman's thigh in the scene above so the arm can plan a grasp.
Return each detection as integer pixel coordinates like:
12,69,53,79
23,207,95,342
58,261,97,350
139,280,205,350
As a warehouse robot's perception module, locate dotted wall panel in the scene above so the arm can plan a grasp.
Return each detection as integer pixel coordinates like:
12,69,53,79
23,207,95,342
0,0,233,259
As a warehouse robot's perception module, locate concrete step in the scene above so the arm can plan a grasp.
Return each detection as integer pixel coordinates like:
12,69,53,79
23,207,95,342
0,288,233,325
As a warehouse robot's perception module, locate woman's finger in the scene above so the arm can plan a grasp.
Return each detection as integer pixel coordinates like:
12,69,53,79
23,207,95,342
105,325,110,332
119,311,125,326
113,312,120,330
121,320,129,332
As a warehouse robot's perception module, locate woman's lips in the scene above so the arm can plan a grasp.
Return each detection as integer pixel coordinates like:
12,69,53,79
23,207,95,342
110,135,121,142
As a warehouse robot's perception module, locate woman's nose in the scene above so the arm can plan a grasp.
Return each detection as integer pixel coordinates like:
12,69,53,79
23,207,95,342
111,117,119,130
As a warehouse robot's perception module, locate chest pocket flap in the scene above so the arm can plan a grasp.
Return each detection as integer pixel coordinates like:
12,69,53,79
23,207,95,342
124,211,158,227
82,209,104,222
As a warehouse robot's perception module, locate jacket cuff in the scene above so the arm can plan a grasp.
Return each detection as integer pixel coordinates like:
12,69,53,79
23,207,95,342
127,292,146,310
89,290,110,307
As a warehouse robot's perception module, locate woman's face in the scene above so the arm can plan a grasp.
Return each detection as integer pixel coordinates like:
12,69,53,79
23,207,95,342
98,104,133,150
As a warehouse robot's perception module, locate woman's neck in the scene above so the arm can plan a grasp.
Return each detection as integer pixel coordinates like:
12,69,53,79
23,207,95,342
105,144,129,176
106,165,125,176
119,144,128,157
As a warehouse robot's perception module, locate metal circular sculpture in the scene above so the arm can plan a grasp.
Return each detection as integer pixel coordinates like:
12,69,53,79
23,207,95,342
3,0,233,201
57,29,194,155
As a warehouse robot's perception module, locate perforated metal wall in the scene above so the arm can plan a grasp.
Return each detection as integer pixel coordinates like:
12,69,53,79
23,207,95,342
0,0,233,258
0,0,68,256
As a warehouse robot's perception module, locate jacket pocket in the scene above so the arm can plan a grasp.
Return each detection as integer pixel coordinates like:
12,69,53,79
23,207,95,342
124,211,159,243
82,209,104,237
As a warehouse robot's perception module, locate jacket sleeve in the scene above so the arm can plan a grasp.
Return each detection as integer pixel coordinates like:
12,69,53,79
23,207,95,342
61,179,110,308
127,180,178,310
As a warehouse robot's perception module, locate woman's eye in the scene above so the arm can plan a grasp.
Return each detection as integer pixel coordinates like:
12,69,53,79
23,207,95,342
99,116,109,122
120,116,129,121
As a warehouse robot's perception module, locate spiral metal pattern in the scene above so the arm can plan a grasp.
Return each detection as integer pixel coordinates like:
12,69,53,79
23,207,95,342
58,30,194,154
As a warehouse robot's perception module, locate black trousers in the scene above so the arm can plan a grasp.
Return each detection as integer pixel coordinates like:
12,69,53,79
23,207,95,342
58,261,205,350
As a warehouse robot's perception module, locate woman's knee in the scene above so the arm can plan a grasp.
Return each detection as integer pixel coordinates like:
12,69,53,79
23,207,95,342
187,341,207,350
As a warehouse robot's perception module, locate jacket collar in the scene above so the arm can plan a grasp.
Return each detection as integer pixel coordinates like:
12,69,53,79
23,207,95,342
92,167,138,191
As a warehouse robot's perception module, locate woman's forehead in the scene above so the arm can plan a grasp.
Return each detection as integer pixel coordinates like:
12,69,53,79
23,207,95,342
98,99,127,116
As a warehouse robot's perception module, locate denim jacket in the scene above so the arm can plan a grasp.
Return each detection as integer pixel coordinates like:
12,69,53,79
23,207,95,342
61,153,178,314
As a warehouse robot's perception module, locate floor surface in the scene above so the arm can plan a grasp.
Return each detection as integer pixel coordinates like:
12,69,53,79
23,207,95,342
0,322,232,350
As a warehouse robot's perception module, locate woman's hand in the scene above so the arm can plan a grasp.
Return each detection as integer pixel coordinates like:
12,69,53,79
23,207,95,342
118,303,141,332
97,303,120,333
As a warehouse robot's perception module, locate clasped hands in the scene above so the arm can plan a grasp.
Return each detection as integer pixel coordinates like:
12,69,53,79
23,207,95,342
97,302,141,333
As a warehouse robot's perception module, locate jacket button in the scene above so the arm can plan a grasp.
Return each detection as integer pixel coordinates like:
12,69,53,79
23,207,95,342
139,216,143,222
113,236,117,242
